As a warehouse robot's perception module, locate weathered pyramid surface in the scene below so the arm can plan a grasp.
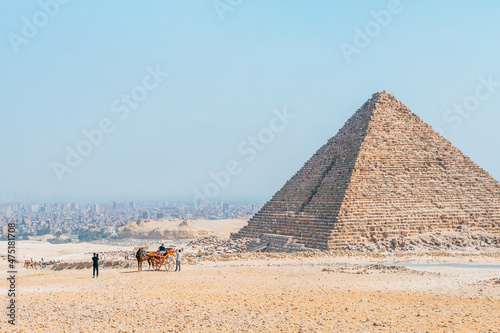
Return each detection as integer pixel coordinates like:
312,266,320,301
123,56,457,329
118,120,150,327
233,92,500,250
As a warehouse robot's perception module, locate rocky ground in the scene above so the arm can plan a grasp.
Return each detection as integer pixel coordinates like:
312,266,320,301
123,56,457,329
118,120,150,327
2,233,499,332
1,252,500,332
23,232,499,270
186,235,253,254
356,230,500,253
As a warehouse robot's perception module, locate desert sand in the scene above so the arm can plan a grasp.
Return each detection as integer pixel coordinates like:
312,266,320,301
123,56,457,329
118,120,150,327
1,241,129,263
117,218,249,240
1,244,499,332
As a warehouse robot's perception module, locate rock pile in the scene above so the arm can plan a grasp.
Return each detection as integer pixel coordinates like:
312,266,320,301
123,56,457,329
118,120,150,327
322,263,410,275
246,234,316,252
186,235,252,254
82,250,133,260
356,230,500,253
52,260,136,270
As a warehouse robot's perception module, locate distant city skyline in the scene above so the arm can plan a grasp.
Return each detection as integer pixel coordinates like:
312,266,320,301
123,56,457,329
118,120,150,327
2,1,500,203
0,198,263,241
0,191,267,205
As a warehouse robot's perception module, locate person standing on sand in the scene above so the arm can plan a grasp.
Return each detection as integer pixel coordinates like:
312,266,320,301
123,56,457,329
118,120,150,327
92,253,99,278
175,249,182,272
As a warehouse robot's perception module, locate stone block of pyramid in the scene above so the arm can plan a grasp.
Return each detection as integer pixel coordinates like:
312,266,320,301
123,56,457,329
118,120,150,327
233,92,500,250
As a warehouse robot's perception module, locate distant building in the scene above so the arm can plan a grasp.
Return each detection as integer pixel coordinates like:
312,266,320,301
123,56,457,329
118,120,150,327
129,201,136,209
142,211,150,219
91,204,100,214
113,202,125,211
71,202,79,211
30,204,39,213
252,204,263,213
41,203,51,213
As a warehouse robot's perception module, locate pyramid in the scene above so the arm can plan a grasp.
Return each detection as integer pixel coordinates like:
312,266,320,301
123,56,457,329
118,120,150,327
233,92,500,250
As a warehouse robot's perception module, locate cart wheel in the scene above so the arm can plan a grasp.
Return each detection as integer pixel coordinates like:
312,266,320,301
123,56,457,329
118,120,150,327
165,256,175,271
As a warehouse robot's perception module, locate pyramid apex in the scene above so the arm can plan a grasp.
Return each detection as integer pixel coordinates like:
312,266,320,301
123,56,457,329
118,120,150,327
367,91,405,113
372,90,396,100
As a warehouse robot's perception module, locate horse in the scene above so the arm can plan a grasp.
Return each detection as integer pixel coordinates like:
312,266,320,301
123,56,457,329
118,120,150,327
136,248,155,271
136,248,145,271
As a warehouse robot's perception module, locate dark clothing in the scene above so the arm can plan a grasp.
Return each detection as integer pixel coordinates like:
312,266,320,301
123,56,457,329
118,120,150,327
159,246,165,252
92,255,99,277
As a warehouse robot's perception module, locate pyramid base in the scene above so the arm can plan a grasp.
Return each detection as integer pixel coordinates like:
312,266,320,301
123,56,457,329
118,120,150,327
241,233,317,252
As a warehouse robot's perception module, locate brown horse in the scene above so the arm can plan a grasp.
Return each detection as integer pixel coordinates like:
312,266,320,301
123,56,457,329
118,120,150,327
136,248,154,271
136,248,145,271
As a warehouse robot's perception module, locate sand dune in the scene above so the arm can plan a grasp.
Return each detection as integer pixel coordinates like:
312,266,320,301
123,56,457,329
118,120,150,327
117,217,248,239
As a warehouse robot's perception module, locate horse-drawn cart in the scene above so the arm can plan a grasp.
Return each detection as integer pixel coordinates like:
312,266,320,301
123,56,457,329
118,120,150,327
143,248,176,271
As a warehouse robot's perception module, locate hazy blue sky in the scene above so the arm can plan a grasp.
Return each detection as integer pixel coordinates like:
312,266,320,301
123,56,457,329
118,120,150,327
1,0,499,203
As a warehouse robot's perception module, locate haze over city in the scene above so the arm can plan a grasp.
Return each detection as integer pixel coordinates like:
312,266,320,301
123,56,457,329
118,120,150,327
2,1,500,203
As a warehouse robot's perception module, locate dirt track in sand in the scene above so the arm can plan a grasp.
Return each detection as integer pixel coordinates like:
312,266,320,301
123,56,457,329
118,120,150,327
2,255,500,332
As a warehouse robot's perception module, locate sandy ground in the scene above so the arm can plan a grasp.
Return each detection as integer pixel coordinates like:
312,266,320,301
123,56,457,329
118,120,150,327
1,249,499,332
0,241,130,262
118,217,249,239
188,217,249,238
